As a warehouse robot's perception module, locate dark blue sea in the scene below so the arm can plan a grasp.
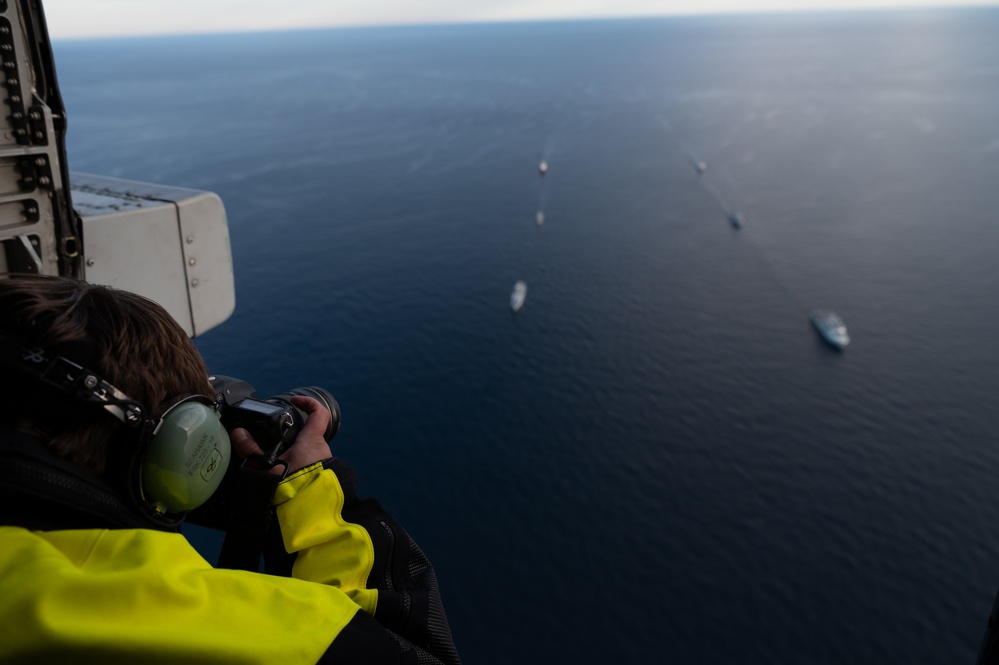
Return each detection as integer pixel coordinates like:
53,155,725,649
55,9,999,663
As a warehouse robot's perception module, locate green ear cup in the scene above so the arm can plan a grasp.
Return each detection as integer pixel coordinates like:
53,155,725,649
140,401,231,514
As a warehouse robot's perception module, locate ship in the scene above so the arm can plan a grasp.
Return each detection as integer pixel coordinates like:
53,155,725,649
539,160,548,175
510,280,527,312
810,310,850,349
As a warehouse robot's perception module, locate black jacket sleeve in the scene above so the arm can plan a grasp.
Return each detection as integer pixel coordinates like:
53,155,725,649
263,459,461,665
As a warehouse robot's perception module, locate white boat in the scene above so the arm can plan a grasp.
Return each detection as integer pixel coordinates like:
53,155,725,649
536,210,544,226
810,310,850,349
539,160,548,175
696,161,707,174
510,280,527,312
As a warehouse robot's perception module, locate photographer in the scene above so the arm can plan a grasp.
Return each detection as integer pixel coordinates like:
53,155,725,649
0,274,460,664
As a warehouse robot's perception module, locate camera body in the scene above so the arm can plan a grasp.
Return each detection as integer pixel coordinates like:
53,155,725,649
210,375,341,465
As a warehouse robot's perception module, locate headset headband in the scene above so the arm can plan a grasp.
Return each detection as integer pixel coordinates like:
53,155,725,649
0,326,220,425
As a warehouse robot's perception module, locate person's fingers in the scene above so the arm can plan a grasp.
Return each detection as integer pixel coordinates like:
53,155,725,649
274,396,333,471
289,396,330,441
229,427,263,459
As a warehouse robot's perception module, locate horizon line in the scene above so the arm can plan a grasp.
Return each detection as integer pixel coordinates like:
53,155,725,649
48,2,999,43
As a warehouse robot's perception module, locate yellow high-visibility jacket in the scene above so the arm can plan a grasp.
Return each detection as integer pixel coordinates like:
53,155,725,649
0,430,460,664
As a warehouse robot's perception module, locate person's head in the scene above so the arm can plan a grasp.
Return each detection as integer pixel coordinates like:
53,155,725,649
0,274,214,476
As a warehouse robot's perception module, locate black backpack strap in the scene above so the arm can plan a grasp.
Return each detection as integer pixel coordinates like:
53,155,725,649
216,459,287,571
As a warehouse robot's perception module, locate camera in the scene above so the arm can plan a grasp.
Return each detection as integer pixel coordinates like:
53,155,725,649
185,376,339,532
209,375,341,466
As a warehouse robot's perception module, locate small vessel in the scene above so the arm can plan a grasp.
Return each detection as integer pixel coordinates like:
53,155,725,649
510,280,527,312
729,212,743,229
539,160,548,175
696,161,707,174
810,310,850,349
536,210,545,226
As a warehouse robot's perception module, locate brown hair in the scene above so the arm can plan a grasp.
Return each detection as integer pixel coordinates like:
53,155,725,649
0,274,214,474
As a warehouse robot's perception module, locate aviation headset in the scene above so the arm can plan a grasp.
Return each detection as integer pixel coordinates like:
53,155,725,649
0,324,231,526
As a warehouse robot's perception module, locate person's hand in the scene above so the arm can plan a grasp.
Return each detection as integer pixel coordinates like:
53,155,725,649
229,396,332,475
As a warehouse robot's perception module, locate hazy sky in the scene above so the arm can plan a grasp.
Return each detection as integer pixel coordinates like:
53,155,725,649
43,0,998,40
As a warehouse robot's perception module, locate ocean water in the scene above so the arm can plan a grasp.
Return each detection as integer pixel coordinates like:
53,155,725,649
55,9,999,663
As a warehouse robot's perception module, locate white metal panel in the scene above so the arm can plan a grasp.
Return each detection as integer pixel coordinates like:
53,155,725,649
80,201,194,334
175,192,235,337
72,172,236,337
